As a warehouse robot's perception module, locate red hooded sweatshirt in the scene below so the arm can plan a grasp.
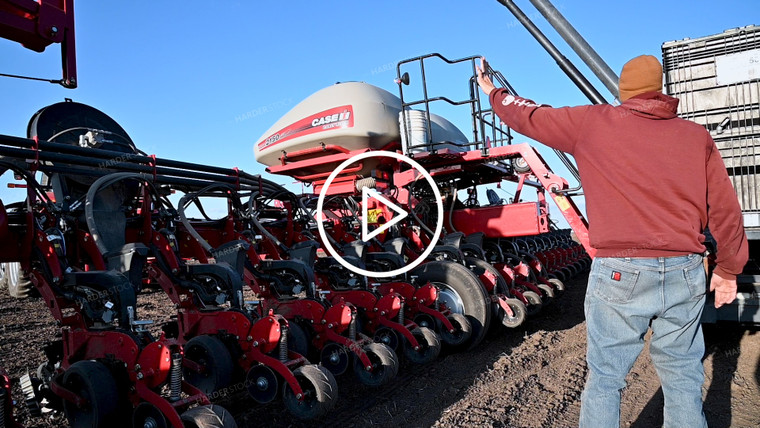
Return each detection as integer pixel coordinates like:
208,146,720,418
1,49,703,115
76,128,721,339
489,89,748,279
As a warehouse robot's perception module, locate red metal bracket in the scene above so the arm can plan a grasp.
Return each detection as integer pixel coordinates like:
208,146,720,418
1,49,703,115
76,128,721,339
0,0,77,87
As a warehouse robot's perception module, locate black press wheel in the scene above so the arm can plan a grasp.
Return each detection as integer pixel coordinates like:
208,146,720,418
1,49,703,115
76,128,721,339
353,343,398,387
438,313,472,347
62,361,118,428
402,327,441,364
180,405,237,428
410,261,491,351
183,335,234,396
282,365,338,421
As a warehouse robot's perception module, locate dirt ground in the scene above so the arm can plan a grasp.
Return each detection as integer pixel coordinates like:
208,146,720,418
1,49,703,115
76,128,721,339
1,273,758,428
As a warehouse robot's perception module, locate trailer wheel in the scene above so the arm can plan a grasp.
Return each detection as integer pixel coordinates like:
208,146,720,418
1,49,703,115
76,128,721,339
410,261,491,350
500,298,527,328
282,365,338,420
183,336,234,396
403,327,441,364
438,313,472,347
6,262,34,298
62,361,118,428
523,291,543,316
353,343,398,387
180,404,237,428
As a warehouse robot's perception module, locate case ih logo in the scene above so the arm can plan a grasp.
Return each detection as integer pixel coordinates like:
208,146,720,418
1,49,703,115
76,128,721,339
311,110,351,128
257,105,354,151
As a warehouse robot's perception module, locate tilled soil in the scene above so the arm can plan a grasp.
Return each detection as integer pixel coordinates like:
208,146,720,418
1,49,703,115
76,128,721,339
1,274,758,428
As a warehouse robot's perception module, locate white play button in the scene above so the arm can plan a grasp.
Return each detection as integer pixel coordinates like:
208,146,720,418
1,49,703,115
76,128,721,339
316,151,443,278
361,187,408,242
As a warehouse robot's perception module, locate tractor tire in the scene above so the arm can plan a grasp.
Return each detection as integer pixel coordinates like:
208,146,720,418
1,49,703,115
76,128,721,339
282,365,338,420
410,261,491,351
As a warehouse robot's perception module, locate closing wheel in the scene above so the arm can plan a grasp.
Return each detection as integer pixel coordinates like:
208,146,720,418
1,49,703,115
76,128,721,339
403,327,441,365
500,298,527,329
183,336,234,396
438,313,472,347
62,361,119,428
523,291,543,317
282,365,338,421
410,261,490,350
548,278,565,294
373,327,401,351
320,342,350,376
353,343,398,387
246,365,279,404
180,405,237,428
537,283,555,305
132,402,168,428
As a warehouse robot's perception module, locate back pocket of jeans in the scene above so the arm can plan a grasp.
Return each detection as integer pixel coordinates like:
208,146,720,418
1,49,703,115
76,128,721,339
592,260,640,303
682,257,707,300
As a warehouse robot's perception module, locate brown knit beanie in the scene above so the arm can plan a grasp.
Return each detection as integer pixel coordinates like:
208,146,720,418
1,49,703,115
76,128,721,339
618,55,663,101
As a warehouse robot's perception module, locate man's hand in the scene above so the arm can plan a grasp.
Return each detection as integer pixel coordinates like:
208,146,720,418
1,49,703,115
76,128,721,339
710,271,737,308
476,57,496,96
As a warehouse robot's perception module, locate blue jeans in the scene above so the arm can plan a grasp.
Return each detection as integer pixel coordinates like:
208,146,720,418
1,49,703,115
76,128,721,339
579,254,708,428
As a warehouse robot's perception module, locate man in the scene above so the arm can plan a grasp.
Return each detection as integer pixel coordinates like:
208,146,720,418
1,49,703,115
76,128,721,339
477,55,748,428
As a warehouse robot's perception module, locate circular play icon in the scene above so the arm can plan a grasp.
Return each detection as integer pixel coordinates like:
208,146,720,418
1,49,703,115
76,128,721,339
316,151,444,278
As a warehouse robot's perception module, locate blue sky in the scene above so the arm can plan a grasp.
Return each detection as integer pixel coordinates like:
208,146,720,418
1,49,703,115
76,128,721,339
0,0,757,222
